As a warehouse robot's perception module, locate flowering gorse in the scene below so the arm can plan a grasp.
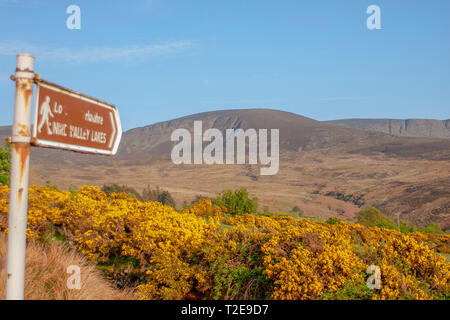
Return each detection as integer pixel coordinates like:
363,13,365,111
0,185,448,300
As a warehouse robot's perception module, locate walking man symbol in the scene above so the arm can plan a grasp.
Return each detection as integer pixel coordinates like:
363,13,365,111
37,96,54,135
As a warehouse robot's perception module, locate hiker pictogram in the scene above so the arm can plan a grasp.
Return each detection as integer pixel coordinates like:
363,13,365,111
37,96,54,135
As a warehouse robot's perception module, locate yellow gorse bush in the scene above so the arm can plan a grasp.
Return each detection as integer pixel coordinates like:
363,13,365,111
0,184,448,300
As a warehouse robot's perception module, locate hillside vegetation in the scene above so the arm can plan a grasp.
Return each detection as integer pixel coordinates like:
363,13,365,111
326,119,450,139
0,185,449,300
2,110,449,231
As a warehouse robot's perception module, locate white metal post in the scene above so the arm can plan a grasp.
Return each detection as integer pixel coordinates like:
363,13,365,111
5,53,34,300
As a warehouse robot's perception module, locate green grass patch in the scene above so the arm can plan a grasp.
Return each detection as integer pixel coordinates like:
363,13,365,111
320,277,374,300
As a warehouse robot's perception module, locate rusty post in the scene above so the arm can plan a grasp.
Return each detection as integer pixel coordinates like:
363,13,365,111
5,53,34,300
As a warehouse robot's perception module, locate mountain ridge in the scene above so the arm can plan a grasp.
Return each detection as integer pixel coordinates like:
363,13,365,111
1,109,450,163
118,109,450,161
326,118,450,139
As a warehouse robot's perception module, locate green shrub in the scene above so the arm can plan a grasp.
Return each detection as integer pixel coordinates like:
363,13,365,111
418,222,444,235
399,222,416,234
357,206,397,230
256,211,275,218
325,217,342,225
213,188,258,216
0,144,11,186
101,183,143,201
157,190,176,207
141,185,176,207
320,278,374,300
292,206,303,215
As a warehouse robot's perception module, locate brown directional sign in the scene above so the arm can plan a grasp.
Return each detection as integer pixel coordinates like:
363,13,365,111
32,79,122,155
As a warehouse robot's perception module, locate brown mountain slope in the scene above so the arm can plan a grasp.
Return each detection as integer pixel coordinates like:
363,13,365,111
2,110,450,163
326,118,450,139
119,109,450,161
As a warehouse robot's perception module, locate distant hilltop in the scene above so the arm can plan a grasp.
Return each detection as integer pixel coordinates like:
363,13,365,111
1,110,450,162
325,118,450,139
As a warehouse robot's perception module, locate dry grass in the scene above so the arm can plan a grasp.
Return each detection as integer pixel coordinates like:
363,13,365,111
0,234,136,300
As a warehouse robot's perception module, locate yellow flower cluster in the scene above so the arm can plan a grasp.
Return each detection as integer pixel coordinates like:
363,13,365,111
352,226,450,300
262,226,366,299
0,184,448,300
221,215,449,300
181,199,226,222
411,232,450,254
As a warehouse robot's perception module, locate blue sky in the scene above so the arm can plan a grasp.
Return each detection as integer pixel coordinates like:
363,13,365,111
0,0,449,131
